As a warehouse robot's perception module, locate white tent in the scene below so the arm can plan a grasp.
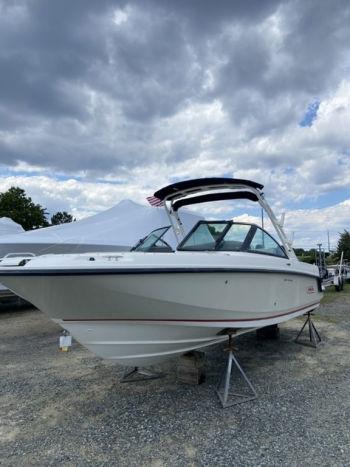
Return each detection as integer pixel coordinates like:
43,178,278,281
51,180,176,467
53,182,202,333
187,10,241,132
0,200,202,258
0,217,24,236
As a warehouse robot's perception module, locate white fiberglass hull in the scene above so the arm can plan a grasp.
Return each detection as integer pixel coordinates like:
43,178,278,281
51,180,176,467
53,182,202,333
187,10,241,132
0,254,322,365
54,320,233,365
54,299,319,366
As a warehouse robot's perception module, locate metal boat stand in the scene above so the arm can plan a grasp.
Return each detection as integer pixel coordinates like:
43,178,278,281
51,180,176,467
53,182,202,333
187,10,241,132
121,366,165,383
295,311,321,348
216,332,257,408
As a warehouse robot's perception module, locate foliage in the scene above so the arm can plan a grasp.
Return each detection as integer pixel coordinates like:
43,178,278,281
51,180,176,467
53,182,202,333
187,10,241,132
294,248,316,264
326,253,339,265
0,186,49,230
336,230,350,261
51,211,74,225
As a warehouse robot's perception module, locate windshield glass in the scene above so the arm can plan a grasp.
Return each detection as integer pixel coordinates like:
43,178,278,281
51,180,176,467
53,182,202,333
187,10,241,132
178,221,287,258
175,222,229,251
131,226,173,252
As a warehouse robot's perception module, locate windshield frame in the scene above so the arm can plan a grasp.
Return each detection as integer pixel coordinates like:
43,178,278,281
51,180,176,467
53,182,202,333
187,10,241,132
177,220,288,259
131,226,173,252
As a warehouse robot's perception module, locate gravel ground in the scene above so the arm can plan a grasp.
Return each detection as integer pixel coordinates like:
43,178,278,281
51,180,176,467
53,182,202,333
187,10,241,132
1,286,350,466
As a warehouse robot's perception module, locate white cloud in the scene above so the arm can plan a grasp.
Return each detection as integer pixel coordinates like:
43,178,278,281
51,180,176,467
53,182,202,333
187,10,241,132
0,0,350,249
284,199,350,249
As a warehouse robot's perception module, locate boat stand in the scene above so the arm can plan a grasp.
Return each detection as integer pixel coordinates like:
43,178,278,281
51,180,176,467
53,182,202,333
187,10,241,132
121,366,165,383
295,311,321,348
216,332,257,408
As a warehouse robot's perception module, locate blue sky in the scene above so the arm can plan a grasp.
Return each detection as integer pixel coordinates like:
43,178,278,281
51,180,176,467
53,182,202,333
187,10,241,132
299,101,320,127
0,0,349,249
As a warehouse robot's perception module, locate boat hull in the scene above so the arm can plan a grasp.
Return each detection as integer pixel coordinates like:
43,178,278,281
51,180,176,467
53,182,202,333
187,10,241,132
0,270,321,365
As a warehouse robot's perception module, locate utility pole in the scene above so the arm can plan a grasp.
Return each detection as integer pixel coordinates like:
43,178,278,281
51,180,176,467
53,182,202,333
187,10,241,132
316,243,322,268
327,230,330,253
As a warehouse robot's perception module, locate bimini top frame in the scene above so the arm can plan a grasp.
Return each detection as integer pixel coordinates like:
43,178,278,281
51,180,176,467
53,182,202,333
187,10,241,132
153,177,296,260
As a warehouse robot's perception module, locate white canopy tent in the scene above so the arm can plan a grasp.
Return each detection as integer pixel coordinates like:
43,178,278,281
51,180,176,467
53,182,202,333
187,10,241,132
0,199,203,258
0,217,24,236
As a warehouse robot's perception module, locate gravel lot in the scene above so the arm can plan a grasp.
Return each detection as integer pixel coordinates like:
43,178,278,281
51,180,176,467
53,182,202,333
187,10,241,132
1,286,350,466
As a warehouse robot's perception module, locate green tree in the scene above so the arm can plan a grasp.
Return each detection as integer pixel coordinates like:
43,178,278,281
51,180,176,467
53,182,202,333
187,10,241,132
51,211,74,225
295,248,317,264
336,230,350,261
0,187,49,230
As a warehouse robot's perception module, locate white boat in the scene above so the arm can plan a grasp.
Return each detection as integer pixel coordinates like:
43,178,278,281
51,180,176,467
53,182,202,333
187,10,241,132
0,178,322,365
0,200,201,302
0,218,25,301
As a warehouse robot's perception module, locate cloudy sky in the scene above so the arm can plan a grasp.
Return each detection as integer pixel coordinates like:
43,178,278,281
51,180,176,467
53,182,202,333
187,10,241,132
0,0,349,249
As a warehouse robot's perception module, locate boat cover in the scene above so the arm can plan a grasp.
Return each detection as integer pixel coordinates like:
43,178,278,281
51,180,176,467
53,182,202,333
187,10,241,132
0,200,202,257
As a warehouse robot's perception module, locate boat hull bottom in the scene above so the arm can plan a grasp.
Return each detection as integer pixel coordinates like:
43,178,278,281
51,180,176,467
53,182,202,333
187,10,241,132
56,320,232,365
56,302,320,366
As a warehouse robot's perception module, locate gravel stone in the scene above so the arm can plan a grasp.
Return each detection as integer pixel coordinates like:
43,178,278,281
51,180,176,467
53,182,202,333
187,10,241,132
0,287,349,466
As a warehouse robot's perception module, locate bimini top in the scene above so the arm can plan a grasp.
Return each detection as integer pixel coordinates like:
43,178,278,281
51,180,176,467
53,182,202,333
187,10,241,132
154,177,264,202
172,191,259,212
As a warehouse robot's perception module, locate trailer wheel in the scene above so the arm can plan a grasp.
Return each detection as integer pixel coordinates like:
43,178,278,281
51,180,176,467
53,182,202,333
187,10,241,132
336,278,344,292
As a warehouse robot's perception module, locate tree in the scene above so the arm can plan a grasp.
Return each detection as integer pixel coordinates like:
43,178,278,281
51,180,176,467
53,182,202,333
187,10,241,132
336,230,350,261
0,187,49,230
51,211,74,225
294,248,316,264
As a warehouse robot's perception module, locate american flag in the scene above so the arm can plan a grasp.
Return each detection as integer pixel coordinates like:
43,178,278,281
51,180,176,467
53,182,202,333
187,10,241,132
146,195,164,207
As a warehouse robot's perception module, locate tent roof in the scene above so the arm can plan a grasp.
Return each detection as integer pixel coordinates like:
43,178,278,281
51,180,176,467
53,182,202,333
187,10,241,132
0,217,24,236
0,200,202,256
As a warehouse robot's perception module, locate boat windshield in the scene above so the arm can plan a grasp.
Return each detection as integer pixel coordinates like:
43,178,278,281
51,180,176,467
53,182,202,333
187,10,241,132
178,221,287,258
131,226,173,252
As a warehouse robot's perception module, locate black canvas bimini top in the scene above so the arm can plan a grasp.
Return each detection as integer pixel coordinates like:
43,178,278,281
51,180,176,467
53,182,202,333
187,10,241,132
154,177,264,201
172,191,259,211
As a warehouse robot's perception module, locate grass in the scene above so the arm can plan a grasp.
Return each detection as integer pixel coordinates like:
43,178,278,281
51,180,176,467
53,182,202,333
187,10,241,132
321,281,350,304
